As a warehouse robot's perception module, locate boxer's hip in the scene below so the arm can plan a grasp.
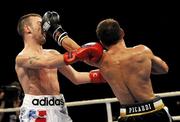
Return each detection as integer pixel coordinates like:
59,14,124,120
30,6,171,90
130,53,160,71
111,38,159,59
119,96,165,117
21,94,66,109
19,94,72,122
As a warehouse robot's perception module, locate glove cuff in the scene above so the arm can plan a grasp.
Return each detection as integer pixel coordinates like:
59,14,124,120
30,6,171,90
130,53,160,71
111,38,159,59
53,27,68,46
57,32,68,46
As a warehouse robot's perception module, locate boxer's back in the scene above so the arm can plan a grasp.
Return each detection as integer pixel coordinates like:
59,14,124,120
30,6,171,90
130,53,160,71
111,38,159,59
100,44,155,104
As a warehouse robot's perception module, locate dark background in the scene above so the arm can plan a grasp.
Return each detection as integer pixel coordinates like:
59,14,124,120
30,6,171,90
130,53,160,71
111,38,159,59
0,0,179,121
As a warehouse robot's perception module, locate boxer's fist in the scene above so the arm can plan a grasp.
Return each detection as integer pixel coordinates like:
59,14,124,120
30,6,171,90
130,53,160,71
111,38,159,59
89,69,106,83
42,11,60,32
63,42,103,65
42,11,68,46
81,42,103,63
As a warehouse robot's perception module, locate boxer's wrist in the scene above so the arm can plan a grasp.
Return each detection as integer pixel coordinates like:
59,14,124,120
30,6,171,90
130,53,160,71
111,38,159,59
54,31,68,46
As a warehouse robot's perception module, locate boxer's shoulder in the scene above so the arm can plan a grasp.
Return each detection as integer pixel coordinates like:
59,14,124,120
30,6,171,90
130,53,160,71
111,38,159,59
43,49,61,55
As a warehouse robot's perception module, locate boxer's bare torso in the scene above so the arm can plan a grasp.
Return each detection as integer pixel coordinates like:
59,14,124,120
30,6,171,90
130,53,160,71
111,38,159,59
99,41,168,104
15,49,61,95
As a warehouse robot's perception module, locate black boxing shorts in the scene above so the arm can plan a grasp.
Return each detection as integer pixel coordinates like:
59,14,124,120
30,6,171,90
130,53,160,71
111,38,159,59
118,96,173,122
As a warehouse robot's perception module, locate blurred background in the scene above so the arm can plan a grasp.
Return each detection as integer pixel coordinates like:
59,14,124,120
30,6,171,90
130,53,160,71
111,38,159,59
0,0,179,122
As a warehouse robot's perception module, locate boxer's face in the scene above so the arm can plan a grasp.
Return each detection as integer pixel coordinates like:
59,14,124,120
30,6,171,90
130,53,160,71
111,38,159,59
30,16,46,45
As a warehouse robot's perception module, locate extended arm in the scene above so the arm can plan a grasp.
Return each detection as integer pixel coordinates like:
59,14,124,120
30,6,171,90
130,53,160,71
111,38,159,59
59,66,106,85
61,37,80,51
42,11,80,51
58,65,90,85
41,11,104,65
15,51,65,69
16,42,103,69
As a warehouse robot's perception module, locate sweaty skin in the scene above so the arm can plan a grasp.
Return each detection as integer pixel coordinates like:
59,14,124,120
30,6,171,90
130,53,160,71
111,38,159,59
15,16,91,96
16,50,62,95
98,40,168,104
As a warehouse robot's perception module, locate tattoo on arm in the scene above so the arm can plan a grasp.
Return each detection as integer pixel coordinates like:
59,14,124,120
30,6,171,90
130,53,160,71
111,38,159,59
28,56,40,64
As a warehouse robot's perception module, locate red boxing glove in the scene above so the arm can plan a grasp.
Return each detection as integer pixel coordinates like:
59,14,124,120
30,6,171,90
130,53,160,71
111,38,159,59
63,42,103,65
89,69,106,83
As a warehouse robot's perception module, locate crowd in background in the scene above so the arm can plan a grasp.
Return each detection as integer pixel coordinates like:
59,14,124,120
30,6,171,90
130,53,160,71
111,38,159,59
0,81,22,122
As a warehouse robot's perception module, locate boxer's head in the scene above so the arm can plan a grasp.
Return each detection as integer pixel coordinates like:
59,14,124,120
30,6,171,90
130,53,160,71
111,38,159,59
17,13,46,45
96,18,124,49
17,13,42,36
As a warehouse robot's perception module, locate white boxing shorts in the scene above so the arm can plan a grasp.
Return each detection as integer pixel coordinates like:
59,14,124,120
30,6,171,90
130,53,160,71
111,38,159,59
19,94,72,122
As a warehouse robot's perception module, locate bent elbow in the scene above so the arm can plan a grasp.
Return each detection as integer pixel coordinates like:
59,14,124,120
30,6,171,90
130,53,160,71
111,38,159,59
163,65,169,73
162,61,169,74
151,66,169,75
151,60,169,74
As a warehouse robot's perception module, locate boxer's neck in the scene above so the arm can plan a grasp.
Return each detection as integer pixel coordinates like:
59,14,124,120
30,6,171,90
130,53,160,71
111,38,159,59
24,40,43,53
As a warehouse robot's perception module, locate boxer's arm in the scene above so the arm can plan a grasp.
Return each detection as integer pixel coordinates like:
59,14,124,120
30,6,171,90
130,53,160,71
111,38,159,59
143,45,169,74
59,66,106,85
61,37,80,51
151,55,169,74
42,11,80,51
15,51,66,69
58,65,91,85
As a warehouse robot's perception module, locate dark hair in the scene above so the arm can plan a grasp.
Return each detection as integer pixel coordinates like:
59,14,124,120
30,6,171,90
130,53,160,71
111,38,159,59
17,13,41,37
96,18,124,48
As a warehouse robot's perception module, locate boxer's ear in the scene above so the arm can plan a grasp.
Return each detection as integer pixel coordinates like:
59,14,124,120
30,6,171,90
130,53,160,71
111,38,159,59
24,25,32,34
